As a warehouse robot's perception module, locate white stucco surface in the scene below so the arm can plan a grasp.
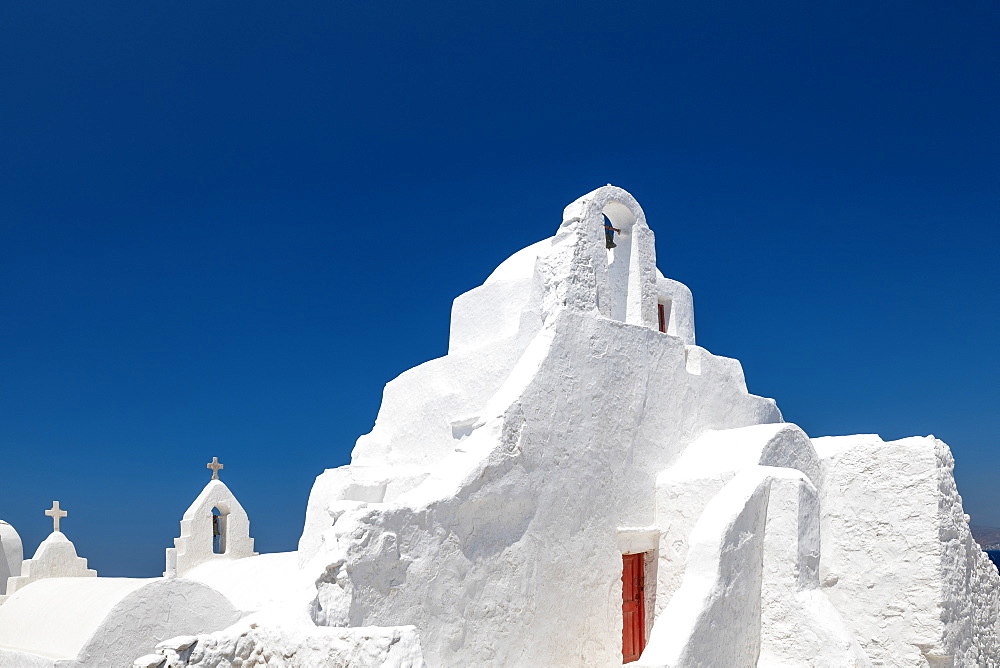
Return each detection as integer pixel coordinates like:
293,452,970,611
145,621,425,667
643,466,868,667
757,469,869,666
295,187,786,666
0,577,240,666
184,551,307,613
814,434,1000,666
654,423,818,609
641,467,772,666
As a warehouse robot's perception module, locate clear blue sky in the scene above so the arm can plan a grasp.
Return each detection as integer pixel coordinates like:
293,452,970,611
1,2,997,577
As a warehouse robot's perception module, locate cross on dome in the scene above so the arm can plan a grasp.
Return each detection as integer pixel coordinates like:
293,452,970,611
207,457,224,480
45,501,67,532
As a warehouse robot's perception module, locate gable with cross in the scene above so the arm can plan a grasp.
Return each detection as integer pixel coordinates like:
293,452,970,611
164,457,256,577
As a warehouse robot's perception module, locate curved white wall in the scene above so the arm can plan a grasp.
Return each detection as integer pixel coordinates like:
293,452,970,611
0,520,23,595
0,577,240,665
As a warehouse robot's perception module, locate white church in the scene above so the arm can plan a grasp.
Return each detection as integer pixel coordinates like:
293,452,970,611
0,185,997,666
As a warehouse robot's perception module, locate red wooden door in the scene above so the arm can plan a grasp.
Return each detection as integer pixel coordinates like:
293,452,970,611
622,553,645,663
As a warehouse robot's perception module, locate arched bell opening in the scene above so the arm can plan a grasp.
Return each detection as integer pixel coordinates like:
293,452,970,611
601,200,638,323
211,506,229,555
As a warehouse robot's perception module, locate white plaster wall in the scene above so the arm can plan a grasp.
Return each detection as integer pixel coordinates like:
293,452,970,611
184,551,310,613
348,336,533,471
815,434,940,665
0,519,23,595
447,278,538,354
303,305,781,666
935,438,1000,665
482,237,552,285
76,578,241,666
814,434,1000,666
148,621,425,667
640,467,771,667
354,239,552,476
0,577,150,658
350,245,548,475
643,467,868,667
654,423,816,611
757,470,869,666
0,577,239,666
0,648,56,667
305,186,723,567
293,186,785,665
448,236,550,357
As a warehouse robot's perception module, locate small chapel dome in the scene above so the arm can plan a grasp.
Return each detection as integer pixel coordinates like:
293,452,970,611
3,501,96,601
0,520,23,596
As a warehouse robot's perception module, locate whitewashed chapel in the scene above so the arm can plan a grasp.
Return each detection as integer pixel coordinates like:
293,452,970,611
0,185,997,666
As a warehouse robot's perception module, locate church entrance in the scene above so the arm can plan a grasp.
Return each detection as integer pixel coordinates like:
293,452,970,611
622,552,646,663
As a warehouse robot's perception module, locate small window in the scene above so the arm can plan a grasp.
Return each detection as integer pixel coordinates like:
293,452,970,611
658,300,672,334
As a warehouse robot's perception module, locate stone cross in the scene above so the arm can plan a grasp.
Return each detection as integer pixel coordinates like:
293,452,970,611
45,501,67,532
207,457,224,480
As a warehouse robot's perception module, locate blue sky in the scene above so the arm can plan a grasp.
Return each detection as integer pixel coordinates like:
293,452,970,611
1,1,997,576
